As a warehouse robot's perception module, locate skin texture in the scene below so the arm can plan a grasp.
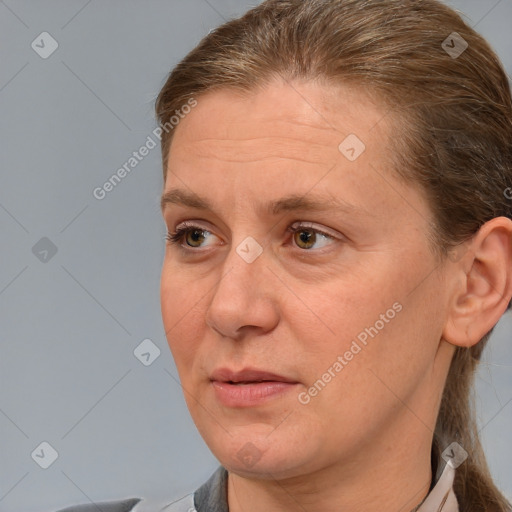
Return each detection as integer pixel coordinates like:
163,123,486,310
159,79,512,512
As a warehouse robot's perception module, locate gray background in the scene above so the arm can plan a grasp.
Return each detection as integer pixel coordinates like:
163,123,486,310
0,1,511,510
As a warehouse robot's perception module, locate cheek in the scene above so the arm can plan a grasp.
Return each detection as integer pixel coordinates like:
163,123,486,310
289,298,434,451
287,264,399,353
160,263,206,370
289,256,441,395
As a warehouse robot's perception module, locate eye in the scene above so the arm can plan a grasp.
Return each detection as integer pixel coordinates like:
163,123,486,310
165,222,219,248
165,222,338,251
287,222,337,250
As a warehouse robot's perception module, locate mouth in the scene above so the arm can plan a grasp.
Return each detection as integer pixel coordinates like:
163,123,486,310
209,368,299,407
210,368,298,384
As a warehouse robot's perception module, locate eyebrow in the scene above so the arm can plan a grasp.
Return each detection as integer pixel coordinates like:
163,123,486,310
161,188,369,217
161,188,211,212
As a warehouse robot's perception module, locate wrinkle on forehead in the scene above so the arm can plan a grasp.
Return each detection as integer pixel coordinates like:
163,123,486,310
178,134,340,166
167,78,396,191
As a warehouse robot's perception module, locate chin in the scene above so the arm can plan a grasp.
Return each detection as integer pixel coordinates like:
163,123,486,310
221,452,302,480
202,424,320,480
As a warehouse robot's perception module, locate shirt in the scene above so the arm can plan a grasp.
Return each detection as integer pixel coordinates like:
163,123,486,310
56,461,458,512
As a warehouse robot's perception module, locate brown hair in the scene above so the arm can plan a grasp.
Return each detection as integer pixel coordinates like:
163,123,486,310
155,0,512,509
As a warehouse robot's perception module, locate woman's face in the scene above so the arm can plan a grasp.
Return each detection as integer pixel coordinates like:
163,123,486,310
160,79,454,480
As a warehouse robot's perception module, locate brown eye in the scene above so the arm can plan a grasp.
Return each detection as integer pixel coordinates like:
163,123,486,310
293,228,317,250
288,223,337,251
185,228,206,247
166,224,217,249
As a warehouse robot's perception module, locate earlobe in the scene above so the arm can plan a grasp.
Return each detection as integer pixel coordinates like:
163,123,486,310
443,217,512,348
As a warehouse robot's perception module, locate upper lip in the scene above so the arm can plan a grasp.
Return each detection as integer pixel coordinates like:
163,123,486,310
210,367,298,384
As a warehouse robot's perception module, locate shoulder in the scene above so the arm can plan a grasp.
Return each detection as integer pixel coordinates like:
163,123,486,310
54,498,142,512
52,466,225,512
53,493,195,512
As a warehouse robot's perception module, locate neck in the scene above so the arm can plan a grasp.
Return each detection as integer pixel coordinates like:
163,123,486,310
227,416,434,512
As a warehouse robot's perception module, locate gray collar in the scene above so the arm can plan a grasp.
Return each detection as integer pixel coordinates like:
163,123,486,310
194,466,229,512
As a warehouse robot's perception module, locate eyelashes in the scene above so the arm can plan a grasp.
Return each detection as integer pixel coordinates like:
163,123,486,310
165,221,214,248
165,227,198,245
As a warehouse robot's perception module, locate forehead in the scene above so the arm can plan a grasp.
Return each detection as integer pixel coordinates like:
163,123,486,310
167,78,393,167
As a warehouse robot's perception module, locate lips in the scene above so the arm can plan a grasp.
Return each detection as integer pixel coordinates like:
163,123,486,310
210,367,299,407
210,368,297,385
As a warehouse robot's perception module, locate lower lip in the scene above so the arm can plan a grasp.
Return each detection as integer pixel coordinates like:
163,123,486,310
211,381,298,407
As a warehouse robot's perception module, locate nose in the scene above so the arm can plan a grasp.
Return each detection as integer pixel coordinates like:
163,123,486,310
204,240,280,341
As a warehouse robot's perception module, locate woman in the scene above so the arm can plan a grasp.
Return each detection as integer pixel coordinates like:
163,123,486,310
58,0,512,510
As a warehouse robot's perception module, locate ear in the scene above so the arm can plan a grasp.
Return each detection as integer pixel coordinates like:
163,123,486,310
443,217,512,348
